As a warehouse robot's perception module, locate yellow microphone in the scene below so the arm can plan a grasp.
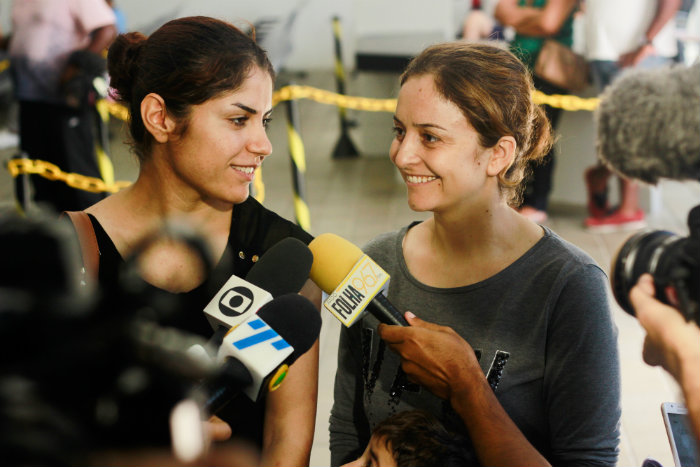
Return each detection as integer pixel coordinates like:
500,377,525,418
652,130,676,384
309,233,408,327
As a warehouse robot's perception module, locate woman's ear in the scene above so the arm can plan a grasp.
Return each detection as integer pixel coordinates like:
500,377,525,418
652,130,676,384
487,135,516,177
141,93,176,143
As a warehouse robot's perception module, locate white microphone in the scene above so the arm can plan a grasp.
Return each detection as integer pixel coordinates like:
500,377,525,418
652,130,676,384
202,237,313,345
201,293,321,412
203,275,273,332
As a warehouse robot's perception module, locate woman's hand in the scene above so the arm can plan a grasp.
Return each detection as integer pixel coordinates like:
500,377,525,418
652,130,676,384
379,312,551,466
205,415,232,442
378,312,481,401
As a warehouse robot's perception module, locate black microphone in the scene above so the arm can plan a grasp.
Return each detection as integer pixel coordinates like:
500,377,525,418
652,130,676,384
204,237,313,346
200,293,321,414
246,237,314,298
596,62,700,184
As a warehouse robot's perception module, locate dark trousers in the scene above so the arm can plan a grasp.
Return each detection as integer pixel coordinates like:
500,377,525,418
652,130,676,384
521,76,565,212
17,100,106,214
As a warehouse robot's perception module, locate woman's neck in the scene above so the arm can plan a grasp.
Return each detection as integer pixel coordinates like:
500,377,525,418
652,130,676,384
131,159,233,218
402,201,542,288
430,200,516,256
86,163,234,265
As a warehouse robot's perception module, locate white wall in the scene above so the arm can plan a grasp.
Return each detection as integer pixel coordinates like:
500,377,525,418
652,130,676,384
116,0,354,71
0,0,353,70
0,0,469,71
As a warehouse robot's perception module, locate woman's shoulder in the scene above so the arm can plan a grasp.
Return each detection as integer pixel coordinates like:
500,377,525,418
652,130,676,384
538,227,601,268
362,225,409,259
232,196,313,249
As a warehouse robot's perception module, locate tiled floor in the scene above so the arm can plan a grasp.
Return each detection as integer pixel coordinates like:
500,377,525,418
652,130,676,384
1,70,697,467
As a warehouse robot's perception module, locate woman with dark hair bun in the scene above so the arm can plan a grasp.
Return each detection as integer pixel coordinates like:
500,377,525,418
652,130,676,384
83,16,320,466
331,42,621,467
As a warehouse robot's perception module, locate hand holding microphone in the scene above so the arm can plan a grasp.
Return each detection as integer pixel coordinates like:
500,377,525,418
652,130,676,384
309,233,504,397
378,311,482,402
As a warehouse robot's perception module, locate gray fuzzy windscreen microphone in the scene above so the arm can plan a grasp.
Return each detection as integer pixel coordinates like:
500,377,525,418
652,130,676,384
595,62,700,184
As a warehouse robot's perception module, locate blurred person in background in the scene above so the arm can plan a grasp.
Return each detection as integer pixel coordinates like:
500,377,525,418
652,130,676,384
495,0,580,223
582,0,681,232
7,0,117,213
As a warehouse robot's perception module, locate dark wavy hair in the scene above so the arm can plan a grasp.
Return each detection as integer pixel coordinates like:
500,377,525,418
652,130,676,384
107,16,275,161
400,41,553,206
371,410,472,467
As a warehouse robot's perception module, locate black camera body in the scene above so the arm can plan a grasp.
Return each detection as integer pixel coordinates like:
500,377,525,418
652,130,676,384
611,205,700,324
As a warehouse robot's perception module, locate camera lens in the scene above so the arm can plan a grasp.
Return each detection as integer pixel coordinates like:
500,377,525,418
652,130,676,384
611,230,682,316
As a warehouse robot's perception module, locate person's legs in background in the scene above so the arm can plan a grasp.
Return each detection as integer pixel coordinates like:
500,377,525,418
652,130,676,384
16,100,105,215
585,56,671,231
585,60,645,232
519,76,564,223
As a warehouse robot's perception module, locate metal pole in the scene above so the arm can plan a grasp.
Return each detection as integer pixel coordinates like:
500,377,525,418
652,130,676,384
330,16,359,159
284,92,311,231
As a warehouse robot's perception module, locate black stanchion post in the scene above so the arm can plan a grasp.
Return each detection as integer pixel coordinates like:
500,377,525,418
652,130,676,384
284,89,311,231
331,16,359,159
11,153,31,214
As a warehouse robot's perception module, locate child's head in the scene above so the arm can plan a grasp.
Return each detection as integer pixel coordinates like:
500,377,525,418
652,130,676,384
363,410,470,467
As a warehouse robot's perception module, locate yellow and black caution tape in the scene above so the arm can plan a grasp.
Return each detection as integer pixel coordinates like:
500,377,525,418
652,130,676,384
100,85,600,117
102,99,130,121
7,84,601,196
271,85,600,112
532,90,600,112
6,158,131,194
272,85,397,112
252,166,265,204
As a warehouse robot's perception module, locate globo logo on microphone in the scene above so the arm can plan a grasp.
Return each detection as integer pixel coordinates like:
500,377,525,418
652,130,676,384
219,286,255,316
204,275,273,331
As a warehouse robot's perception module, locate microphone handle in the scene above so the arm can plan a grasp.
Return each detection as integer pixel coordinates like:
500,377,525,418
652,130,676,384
368,293,409,326
209,325,228,349
202,357,252,415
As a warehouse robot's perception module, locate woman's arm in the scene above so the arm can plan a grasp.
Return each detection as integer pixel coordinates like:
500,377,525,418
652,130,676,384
259,278,322,466
379,313,551,467
260,338,319,467
619,0,681,67
495,0,577,36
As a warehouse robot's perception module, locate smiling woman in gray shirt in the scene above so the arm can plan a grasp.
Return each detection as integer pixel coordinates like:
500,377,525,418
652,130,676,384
329,41,620,467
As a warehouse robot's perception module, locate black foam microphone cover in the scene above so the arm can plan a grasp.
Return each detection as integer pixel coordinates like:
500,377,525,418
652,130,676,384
257,293,321,362
245,237,313,297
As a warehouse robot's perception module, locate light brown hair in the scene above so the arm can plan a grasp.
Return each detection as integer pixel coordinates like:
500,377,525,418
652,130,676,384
400,41,553,206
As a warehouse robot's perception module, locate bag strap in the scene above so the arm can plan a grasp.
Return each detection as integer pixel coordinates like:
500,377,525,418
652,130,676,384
63,210,100,281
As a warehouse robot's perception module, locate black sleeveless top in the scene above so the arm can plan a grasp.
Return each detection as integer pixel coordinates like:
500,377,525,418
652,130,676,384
89,196,313,447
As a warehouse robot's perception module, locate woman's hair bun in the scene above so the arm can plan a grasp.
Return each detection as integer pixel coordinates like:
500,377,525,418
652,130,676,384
107,32,147,103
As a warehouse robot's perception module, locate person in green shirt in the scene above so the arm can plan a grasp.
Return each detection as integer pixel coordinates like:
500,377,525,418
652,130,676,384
495,0,579,222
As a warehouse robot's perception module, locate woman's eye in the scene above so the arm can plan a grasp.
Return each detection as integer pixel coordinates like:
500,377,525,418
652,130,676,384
229,116,248,126
263,117,273,128
423,133,439,143
392,126,405,139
